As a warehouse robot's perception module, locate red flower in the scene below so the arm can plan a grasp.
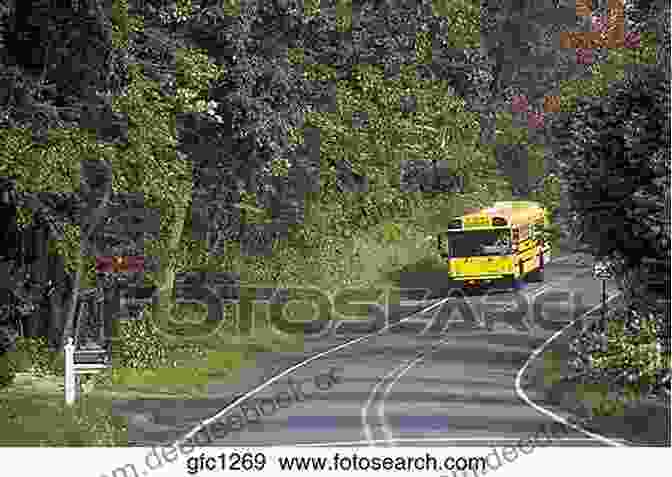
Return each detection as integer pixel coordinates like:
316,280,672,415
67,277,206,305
510,94,529,114
624,31,641,49
96,256,145,273
591,15,608,33
576,48,595,65
527,110,545,130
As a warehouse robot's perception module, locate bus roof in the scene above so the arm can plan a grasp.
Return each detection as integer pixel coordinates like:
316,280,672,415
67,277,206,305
461,201,545,227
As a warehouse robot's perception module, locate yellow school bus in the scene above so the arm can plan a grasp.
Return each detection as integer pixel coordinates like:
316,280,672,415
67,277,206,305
437,201,551,288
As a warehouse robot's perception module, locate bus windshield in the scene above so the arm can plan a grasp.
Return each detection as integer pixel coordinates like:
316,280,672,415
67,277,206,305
445,229,512,257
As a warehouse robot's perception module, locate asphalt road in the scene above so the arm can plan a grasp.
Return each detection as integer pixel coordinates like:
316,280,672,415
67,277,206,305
113,253,644,448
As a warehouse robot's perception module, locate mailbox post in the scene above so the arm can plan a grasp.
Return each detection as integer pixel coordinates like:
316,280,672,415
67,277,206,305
64,337,110,406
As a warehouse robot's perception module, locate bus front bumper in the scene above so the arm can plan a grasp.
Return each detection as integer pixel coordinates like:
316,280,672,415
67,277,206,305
448,274,513,286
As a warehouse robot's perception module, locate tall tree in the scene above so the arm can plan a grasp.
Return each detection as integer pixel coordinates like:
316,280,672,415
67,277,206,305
553,63,670,394
552,65,669,269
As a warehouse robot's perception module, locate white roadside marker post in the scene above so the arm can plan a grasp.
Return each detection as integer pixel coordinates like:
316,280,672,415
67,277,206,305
64,337,76,406
64,337,110,406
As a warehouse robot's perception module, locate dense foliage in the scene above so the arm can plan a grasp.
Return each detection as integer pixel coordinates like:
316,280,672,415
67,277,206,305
0,0,669,403
551,3,670,397
554,67,669,267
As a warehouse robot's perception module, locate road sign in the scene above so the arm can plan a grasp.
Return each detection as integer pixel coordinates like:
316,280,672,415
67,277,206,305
593,261,614,280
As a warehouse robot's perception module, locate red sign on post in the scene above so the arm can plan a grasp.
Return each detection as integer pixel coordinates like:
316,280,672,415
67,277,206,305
96,256,145,273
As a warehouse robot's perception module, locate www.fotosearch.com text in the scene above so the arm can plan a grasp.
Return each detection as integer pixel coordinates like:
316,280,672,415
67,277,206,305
99,412,588,477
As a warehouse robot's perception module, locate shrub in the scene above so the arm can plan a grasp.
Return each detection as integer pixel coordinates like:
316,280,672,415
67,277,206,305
592,311,669,397
11,337,53,376
113,319,171,369
570,305,670,399
0,353,17,389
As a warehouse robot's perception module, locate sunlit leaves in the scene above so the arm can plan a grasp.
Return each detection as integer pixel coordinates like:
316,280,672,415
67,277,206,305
110,0,144,49
381,221,402,243
303,60,494,240
610,30,657,65
267,157,291,177
287,48,305,65
431,0,480,49
108,59,206,291
415,31,432,65
157,0,194,25
335,0,353,32
591,315,670,396
304,0,321,18
0,126,118,271
176,0,194,19
174,48,226,114
532,172,562,212
494,111,528,144
303,63,337,82
111,0,130,49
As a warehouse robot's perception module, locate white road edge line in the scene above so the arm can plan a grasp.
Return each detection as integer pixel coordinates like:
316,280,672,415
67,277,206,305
361,358,413,444
370,281,555,446
173,293,456,447
173,251,582,448
514,292,629,448
378,351,434,444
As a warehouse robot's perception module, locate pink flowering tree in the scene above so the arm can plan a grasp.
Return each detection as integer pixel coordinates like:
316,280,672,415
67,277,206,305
510,94,529,114
624,30,641,49
527,110,545,130
592,12,641,49
576,48,595,65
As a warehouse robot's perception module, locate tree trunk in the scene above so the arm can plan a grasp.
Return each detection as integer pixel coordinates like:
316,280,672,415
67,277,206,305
153,200,191,326
58,161,112,353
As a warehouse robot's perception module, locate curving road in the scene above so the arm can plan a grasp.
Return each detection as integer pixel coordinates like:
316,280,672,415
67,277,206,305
113,253,658,448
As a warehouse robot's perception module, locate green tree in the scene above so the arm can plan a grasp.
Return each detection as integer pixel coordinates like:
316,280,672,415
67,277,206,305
109,48,225,327
555,64,670,396
302,62,504,238
0,126,115,349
